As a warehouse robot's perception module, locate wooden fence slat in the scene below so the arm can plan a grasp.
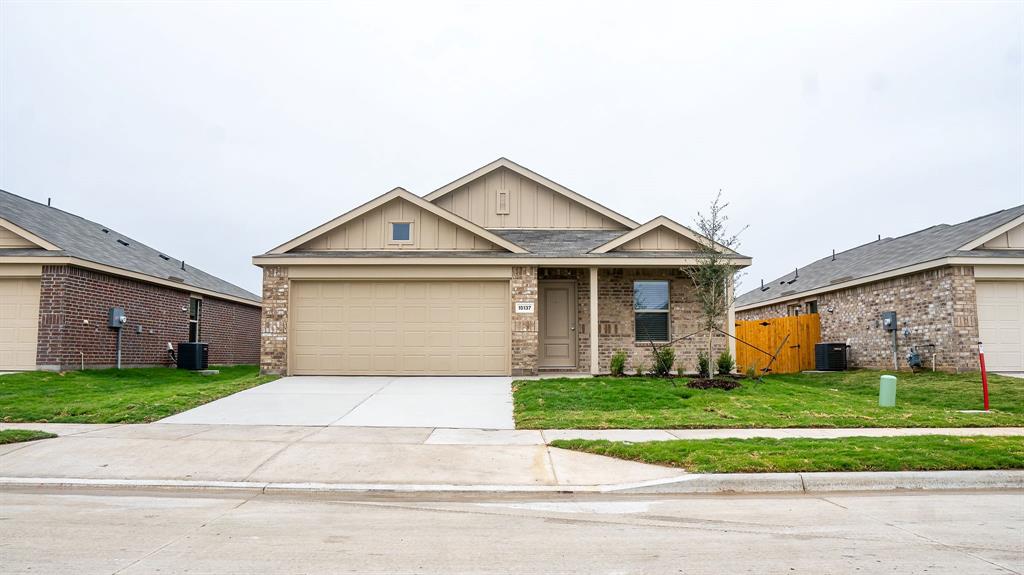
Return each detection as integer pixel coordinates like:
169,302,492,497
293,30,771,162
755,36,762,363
734,313,821,374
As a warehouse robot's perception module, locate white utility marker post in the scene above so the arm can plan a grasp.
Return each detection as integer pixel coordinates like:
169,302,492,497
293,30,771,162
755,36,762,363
590,267,600,375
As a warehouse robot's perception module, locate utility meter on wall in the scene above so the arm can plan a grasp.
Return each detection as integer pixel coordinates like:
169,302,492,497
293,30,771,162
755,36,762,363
881,311,897,332
108,307,127,329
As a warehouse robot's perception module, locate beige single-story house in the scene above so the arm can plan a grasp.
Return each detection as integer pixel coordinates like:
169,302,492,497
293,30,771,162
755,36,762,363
254,158,751,376
735,205,1024,372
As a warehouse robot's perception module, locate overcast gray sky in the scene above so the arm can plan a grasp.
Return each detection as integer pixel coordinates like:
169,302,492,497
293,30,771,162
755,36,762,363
2,0,1021,295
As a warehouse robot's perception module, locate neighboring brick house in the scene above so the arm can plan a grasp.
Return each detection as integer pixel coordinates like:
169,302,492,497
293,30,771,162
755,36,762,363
254,158,750,376
735,206,1024,372
0,190,261,371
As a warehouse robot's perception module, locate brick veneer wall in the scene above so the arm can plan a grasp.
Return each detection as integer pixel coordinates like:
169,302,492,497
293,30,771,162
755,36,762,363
260,265,290,375
35,265,260,370
735,266,981,371
595,268,726,375
511,266,539,375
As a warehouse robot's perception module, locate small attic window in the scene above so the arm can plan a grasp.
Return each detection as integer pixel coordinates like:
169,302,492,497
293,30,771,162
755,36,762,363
390,222,412,244
496,190,510,215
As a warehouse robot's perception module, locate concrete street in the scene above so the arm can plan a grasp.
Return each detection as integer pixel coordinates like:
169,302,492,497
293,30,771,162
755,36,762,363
1,487,1020,574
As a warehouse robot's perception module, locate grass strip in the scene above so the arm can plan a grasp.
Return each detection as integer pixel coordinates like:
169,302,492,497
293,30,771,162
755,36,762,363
550,435,1024,473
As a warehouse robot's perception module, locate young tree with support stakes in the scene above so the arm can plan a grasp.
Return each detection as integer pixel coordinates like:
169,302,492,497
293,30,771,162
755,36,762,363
684,191,746,372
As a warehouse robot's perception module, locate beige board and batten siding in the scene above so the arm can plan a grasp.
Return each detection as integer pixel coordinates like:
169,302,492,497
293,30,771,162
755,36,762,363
0,276,41,370
0,225,37,248
289,279,511,375
976,280,1024,372
296,197,500,251
617,228,702,251
981,223,1024,249
432,167,629,230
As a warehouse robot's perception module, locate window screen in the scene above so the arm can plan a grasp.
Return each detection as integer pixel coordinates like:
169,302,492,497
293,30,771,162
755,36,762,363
634,280,669,341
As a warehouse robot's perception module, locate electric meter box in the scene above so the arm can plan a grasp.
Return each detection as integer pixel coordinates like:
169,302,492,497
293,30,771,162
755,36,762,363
881,311,897,332
108,307,127,329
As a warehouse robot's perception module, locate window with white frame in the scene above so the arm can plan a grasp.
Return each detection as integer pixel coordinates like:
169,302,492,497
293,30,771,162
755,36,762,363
188,297,202,342
390,222,413,243
634,280,670,342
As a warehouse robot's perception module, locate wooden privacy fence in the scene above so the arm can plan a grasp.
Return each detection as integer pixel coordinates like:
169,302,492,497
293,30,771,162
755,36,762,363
734,314,821,374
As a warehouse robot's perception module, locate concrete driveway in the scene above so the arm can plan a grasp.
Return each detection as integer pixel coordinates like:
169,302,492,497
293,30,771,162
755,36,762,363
159,376,515,429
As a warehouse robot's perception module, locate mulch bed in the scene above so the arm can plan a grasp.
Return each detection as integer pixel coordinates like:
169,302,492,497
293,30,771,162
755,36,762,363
686,378,742,390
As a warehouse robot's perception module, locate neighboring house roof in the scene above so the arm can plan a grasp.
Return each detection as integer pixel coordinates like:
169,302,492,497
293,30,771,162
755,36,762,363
0,189,260,303
735,204,1024,310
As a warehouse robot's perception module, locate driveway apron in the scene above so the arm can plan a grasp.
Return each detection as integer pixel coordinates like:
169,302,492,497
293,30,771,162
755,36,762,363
159,376,515,429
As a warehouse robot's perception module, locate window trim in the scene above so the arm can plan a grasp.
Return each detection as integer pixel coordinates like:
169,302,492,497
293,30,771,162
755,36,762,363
633,280,671,343
388,221,414,245
188,296,203,343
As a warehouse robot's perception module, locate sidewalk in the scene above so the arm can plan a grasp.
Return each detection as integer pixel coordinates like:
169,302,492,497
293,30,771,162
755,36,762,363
1,423,1021,494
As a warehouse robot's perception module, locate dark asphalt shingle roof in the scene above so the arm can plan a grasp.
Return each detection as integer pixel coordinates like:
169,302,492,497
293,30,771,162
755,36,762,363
736,205,1024,308
0,190,260,303
489,229,627,256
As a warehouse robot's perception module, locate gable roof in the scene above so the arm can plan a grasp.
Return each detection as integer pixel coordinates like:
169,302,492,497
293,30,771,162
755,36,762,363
267,187,529,255
0,189,260,303
589,216,738,254
423,158,640,230
736,204,1024,310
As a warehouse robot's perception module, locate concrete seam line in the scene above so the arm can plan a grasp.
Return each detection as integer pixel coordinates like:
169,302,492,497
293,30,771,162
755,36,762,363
799,473,807,493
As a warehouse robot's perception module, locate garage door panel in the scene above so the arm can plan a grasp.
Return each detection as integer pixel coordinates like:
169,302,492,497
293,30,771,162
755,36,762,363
977,280,1024,372
290,279,509,375
0,278,40,371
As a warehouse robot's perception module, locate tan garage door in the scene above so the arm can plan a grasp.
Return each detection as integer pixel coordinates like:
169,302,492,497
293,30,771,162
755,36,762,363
977,280,1024,372
290,280,510,375
0,277,40,371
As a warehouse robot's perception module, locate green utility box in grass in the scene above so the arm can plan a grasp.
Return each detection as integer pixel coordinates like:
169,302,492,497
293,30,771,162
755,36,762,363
879,375,897,407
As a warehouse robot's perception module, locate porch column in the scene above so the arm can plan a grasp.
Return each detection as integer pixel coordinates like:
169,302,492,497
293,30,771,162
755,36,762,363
590,267,599,375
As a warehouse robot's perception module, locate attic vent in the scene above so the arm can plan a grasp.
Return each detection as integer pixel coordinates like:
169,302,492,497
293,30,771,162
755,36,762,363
830,276,855,284
495,190,510,215
116,239,129,246
159,254,170,260
101,228,109,233
167,276,185,283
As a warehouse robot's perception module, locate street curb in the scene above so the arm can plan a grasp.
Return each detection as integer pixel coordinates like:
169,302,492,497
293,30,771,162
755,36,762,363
0,470,1020,495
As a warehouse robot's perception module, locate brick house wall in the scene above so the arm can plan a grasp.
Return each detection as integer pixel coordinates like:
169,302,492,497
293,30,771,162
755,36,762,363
594,268,726,375
735,265,981,371
36,265,260,370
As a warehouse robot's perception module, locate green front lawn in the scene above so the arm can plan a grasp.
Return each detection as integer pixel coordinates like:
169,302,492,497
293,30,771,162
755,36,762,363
0,365,276,424
514,370,1024,429
550,435,1024,473
0,429,57,445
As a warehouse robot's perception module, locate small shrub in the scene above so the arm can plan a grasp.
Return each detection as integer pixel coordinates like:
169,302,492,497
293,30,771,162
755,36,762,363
651,346,676,377
716,351,735,375
745,365,757,379
609,351,627,377
696,352,711,378
631,359,647,377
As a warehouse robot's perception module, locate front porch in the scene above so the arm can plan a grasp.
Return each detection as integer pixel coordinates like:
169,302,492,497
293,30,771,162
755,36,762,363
510,266,732,376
